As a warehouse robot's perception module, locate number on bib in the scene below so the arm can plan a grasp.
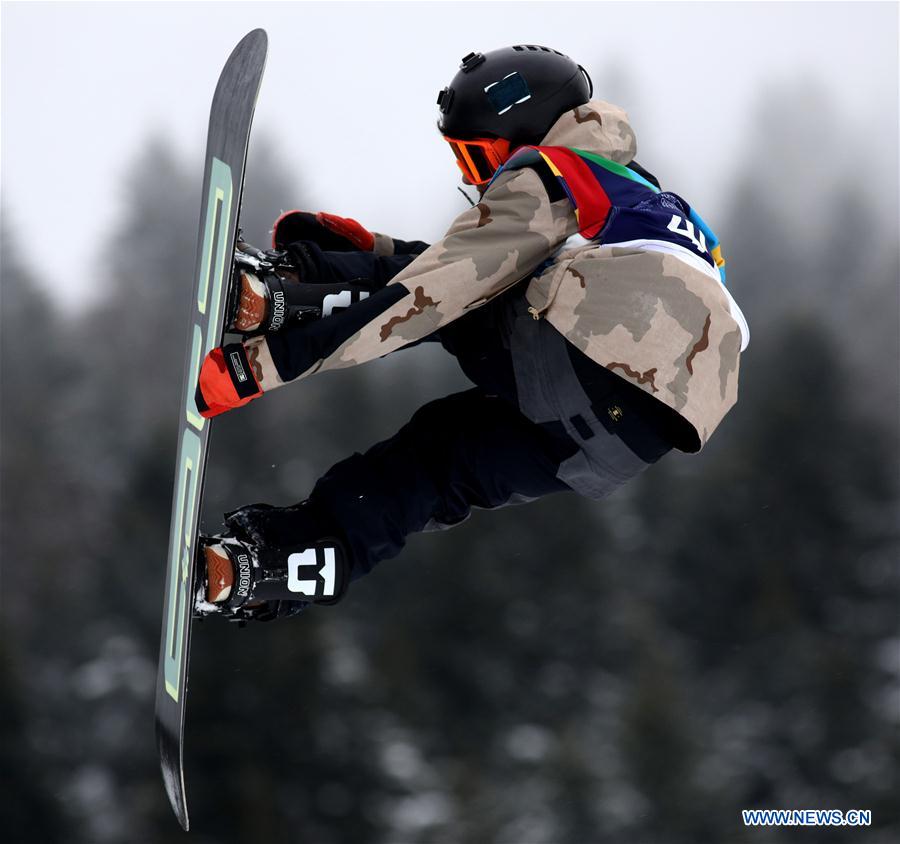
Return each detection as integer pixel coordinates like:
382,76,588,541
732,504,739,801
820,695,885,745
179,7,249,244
667,215,707,253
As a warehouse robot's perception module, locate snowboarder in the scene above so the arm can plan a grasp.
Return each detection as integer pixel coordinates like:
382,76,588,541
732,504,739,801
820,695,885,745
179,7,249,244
194,45,749,622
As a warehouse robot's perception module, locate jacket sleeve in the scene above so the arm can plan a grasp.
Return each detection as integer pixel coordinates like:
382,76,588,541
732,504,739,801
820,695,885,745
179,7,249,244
372,232,430,257
251,166,575,389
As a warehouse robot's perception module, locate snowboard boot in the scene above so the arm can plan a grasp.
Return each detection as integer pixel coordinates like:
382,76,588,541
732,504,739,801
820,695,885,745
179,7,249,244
194,502,351,623
227,242,371,335
227,241,303,334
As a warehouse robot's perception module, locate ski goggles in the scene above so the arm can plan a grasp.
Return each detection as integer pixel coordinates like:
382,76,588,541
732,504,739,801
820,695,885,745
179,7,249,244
443,136,512,186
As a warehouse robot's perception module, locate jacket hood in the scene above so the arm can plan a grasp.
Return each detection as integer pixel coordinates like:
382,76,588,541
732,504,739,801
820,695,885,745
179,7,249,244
538,99,637,164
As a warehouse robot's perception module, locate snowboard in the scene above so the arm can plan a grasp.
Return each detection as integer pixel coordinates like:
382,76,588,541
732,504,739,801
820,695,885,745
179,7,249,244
155,28,267,831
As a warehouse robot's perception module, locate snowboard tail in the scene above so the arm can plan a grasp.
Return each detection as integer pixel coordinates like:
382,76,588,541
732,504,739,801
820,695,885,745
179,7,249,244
154,29,267,831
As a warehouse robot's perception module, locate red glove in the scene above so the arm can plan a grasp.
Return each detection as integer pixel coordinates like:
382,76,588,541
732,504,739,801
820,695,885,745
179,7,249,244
272,210,375,252
195,343,262,419
316,212,375,251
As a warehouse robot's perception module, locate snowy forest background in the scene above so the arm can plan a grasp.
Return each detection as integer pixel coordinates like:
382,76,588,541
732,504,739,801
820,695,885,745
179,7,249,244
2,5,899,844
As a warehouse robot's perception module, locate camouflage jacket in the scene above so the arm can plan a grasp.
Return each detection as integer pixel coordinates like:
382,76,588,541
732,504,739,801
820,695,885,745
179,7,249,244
247,99,745,450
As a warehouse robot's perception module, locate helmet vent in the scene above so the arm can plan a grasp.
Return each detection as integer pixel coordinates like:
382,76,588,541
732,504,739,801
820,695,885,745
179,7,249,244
512,45,564,56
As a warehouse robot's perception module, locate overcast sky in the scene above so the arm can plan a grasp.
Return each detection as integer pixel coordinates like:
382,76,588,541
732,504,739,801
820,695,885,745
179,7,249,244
2,1,897,312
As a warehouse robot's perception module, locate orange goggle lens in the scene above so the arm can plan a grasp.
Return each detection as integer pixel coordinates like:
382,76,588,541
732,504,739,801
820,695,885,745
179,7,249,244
443,136,512,186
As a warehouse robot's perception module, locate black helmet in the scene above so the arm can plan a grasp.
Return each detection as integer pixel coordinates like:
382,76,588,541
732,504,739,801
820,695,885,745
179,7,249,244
437,45,593,147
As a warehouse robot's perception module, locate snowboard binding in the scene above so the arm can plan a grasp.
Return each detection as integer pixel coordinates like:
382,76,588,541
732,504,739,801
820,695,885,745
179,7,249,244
227,234,374,336
226,239,319,335
194,506,350,624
